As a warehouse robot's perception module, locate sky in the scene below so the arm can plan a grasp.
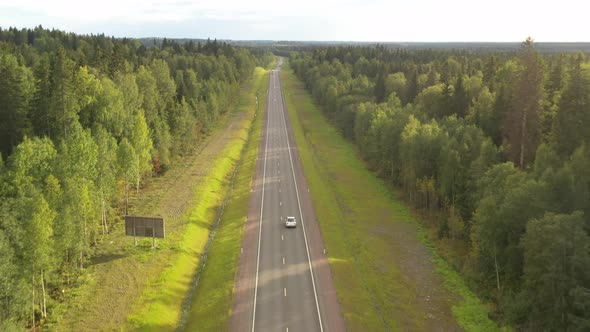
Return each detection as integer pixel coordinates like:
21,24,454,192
0,0,587,42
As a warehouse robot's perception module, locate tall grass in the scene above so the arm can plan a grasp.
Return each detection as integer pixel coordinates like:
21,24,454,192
182,67,268,331
126,68,268,331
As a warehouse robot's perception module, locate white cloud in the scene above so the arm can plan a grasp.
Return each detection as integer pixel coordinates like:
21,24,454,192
0,0,588,41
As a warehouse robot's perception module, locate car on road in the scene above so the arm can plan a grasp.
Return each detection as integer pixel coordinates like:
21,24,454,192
285,216,297,228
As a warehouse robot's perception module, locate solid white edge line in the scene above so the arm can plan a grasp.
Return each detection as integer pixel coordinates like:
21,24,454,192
277,67,324,332
251,68,272,332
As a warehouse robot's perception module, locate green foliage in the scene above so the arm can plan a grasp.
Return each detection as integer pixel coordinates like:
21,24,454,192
48,47,80,140
23,192,55,274
555,55,590,156
8,136,57,193
400,116,444,203
505,38,545,168
184,66,268,331
127,67,265,331
92,125,118,233
282,64,498,331
415,84,446,118
453,75,469,117
384,72,407,104
290,40,590,329
0,26,262,329
471,163,547,291
519,212,590,330
169,99,196,155
129,111,153,188
0,221,28,326
117,137,138,211
0,53,35,156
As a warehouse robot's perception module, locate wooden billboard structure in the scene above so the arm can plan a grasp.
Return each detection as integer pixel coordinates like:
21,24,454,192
125,215,165,247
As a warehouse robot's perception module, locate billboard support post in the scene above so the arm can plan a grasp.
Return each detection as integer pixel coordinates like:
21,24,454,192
133,217,137,247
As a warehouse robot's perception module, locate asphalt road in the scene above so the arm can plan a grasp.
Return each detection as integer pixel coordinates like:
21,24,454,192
230,59,345,332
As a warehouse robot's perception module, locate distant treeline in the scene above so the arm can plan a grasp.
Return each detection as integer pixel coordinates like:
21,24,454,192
290,40,590,330
0,26,272,329
249,41,590,55
140,38,590,58
138,37,275,66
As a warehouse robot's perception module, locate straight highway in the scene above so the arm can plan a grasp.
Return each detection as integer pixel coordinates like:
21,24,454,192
230,59,345,331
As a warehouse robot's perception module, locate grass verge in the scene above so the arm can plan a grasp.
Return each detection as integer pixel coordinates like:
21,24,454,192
414,219,500,331
125,67,268,331
51,70,265,332
280,63,498,331
181,67,268,331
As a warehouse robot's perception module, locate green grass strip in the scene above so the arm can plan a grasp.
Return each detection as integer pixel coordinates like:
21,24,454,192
280,65,388,331
125,67,268,331
414,224,503,331
182,67,269,331
280,63,499,332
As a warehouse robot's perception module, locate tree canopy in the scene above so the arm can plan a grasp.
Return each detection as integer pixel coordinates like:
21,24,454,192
0,26,269,329
290,40,590,329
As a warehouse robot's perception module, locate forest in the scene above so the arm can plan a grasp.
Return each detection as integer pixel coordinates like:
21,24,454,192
289,40,590,330
0,26,269,329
